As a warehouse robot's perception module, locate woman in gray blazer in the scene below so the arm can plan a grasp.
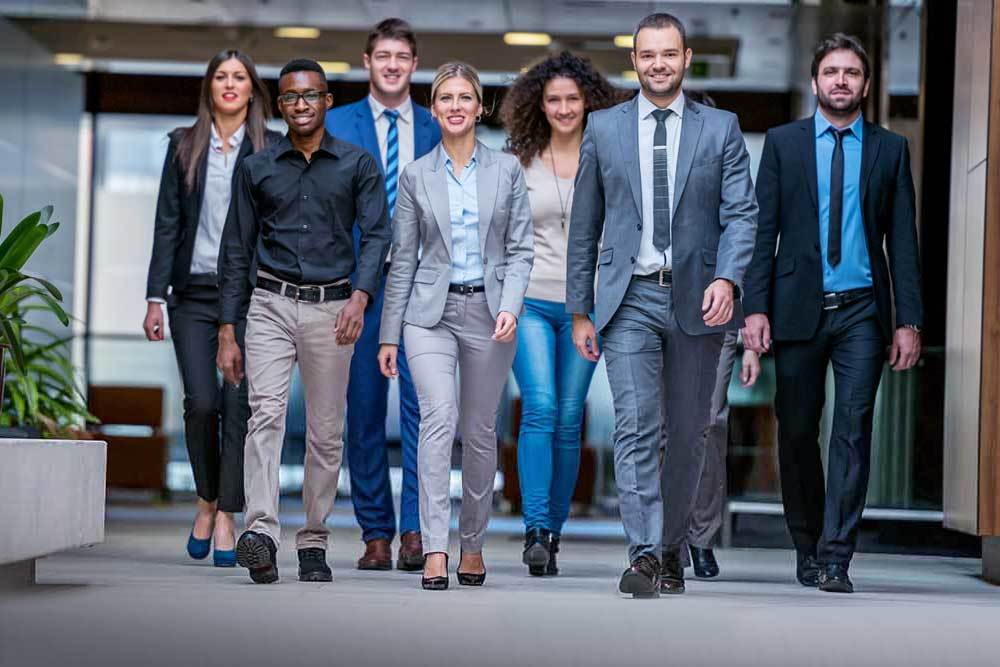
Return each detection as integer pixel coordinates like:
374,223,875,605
378,62,534,590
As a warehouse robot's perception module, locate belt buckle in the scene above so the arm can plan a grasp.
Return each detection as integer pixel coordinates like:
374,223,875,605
299,286,321,302
283,284,298,300
822,292,839,310
658,269,671,287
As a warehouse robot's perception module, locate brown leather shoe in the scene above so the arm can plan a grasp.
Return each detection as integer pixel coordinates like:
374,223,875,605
397,531,425,571
357,538,392,570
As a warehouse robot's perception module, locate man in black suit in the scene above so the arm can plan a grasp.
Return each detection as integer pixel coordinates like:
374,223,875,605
742,33,923,594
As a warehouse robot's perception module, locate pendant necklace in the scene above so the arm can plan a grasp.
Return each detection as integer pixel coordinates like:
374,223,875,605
548,148,575,229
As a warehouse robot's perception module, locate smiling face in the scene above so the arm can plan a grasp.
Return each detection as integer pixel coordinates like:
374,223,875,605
630,25,692,103
364,37,417,100
277,70,333,137
211,57,253,116
541,76,585,140
432,76,482,140
812,48,869,118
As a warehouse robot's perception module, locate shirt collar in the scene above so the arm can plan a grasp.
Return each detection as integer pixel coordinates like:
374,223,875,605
638,90,686,121
368,94,413,124
276,130,341,159
210,122,246,151
444,144,478,170
814,109,864,139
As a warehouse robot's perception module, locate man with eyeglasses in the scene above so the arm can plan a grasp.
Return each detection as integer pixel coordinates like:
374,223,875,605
218,58,391,585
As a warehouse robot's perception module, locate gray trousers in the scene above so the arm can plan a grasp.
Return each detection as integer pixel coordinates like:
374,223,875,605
403,292,516,555
602,278,724,563
243,285,354,550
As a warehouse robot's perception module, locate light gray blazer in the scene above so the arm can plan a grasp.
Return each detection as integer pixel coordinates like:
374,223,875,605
566,95,758,335
379,141,534,345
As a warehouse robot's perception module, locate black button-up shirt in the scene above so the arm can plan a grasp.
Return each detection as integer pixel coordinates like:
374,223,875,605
220,131,390,324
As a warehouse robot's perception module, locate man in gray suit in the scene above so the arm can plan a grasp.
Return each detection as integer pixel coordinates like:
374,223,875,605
567,12,757,597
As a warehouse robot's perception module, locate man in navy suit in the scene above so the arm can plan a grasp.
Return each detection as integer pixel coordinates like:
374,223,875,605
326,17,441,571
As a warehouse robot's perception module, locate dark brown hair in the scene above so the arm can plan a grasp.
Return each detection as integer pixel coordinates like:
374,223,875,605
365,18,417,57
173,49,272,193
633,12,687,51
500,51,623,166
811,33,871,80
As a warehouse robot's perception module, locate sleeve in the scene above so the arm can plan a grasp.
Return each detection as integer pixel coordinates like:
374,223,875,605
498,162,534,317
741,129,781,316
378,166,419,345
145,136,183,300
219,163,259,324
714,113,759,296
352,152,392,297
565,121,606,315
886,137,923,328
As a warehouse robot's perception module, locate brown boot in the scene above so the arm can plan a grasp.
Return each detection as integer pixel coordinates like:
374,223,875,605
397,531,425,571
357,538,392,570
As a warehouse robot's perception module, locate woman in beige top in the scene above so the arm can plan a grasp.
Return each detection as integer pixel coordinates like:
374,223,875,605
500,52,621,577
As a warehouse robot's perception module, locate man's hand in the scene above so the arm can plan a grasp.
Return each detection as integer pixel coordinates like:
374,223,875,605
217,324,244,386
743,313,771,353
378,344,398,379
493,311,518,343
702,279,734,327
889,327,922,371
143,302,165,341
335,290,370,345
741,349,761,387
572,313,600,362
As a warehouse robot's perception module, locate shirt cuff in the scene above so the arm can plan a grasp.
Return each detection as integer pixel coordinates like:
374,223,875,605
146,297,166,304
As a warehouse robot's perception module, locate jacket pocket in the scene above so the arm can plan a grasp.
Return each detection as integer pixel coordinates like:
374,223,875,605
702,249,717,266
413,267,439,284
494,264,506,280
598,248,614,265
775,257,795,277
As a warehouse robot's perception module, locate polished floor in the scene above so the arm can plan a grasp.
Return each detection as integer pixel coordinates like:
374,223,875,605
1,503,997,667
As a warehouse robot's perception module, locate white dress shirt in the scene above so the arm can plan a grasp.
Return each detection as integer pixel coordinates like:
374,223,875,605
635,91,685,275
368,94,415,174
190,123,245,275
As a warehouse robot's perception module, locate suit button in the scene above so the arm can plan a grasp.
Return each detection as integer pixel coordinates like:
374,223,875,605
302,195,309,201
484,258,489,265
814,243,820,252
637,224,642,230
630,256,636,264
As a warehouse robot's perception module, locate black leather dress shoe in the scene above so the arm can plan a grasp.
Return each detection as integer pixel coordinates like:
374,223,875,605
818,563,854,593
546,536,560,576
660,549,685,594
522,527,551,577
298,548,332,582
689,545,720,579
619,554,660,598
796,552,821,587
236,531,278,584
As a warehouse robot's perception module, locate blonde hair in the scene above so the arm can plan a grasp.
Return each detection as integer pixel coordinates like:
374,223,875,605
430,61,483,104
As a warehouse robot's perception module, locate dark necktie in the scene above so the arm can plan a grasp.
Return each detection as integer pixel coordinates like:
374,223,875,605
827,127,849,268
651,108,672,253
384,109,400,217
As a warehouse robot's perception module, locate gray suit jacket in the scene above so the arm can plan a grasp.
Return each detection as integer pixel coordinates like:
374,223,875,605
566,94,758,335
379,141,534,345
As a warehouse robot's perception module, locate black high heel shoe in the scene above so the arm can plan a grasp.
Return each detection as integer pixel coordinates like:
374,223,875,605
421,553,449,591
457,551,486,586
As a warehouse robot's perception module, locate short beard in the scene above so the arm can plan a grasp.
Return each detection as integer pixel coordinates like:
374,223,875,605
639,72,682,101
817,89,864,117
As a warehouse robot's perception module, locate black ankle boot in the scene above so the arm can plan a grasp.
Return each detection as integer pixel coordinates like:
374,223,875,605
522,527,550,576
546,536,560,576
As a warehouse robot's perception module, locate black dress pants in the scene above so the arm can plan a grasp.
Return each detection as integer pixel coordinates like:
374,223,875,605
773,295,885,565
167,280,248,512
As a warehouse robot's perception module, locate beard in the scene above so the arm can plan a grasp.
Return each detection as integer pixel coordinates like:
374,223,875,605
817,86,864,116
639,69,684,99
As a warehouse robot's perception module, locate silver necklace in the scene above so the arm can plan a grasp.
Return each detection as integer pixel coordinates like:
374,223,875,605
548,148,575,228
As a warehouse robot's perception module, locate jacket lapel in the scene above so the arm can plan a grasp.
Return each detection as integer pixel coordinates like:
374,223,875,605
425,145,452,257
475,143,500,257
671,98,704,217
799,120,819,213
617,97,643,220
414,105,438,159
230,135,253,189
860,122,881,210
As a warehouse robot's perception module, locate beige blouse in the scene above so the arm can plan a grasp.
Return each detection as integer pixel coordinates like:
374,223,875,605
523,155,576,303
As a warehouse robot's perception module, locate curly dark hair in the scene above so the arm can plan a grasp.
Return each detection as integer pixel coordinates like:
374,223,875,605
501,51,623,166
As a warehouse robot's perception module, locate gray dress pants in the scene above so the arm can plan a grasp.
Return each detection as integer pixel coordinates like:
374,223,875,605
403,292,516,555
602,277,724,563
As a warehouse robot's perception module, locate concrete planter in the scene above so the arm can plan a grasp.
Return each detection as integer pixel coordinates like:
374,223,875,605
0,438,106,588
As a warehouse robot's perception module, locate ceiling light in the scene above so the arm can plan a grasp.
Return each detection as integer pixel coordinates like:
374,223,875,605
274,26,320,39
614,34,634,49
503,32,552,47
317,61,350,74
54,53,84,65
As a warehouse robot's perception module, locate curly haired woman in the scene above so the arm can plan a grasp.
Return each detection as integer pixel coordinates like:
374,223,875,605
500,51,622,577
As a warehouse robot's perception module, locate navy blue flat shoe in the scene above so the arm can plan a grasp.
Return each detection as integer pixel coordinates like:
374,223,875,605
187,533,211,560
213,549,237,568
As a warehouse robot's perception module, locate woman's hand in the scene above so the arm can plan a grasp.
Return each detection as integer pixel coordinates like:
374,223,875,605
493,311,518,343
378,344,399,379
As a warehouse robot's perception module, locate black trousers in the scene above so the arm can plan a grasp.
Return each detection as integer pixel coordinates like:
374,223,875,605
167,281,248,512
773,295,885,565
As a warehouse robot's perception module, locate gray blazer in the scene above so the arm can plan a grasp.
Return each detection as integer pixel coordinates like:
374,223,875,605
379,141,534,345
566,95,758,335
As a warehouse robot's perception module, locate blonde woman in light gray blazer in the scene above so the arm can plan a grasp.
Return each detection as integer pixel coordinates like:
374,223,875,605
378,62,533,590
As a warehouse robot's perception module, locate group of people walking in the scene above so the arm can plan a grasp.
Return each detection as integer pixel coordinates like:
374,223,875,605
144,12,922,596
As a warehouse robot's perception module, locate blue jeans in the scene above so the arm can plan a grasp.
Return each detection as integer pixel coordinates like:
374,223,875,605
512,298,598,536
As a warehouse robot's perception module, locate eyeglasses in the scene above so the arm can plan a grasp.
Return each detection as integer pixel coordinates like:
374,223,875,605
277,91,326,106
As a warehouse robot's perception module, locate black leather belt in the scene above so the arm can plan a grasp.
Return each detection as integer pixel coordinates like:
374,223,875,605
636,269,672,287
256,276,351,302
448,283,486,295
822,287,872,310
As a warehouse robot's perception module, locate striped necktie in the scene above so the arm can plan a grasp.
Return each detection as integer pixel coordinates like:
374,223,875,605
384,109,400,217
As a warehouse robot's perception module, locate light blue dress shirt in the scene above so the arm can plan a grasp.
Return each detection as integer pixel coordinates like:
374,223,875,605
445,150,485,286
815,111,872,293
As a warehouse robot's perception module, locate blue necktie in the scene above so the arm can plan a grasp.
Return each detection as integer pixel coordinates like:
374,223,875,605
384,109,399,217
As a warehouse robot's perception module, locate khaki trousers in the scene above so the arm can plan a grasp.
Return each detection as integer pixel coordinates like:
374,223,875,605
243,286,354,550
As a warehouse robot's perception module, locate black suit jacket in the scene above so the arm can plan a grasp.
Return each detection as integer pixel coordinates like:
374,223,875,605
145,128,281,300
742,117,923,342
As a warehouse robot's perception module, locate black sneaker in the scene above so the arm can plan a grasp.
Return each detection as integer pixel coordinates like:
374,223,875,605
298,548,333,582
619,554,660,598
818,563,853,593
236,531,278,584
